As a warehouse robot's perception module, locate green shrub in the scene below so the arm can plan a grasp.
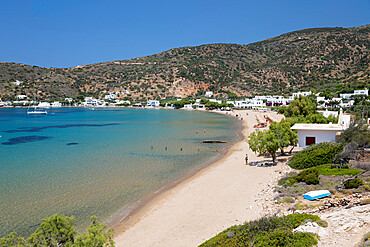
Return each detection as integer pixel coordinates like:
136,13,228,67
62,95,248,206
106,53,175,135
278,176,297,187
254,229,318,247
288,142,343,169
344,178,364,189
199,214,320,247
295,168,320,185
316,220,328,228
316,164,363,176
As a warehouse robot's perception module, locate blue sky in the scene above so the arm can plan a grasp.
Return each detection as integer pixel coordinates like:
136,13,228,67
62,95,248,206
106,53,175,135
0,0,369,68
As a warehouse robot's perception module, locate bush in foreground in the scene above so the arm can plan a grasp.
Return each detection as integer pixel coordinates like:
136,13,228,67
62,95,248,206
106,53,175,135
0,214,114,247
278,168,320,186
344,178,364,189
288,142,343,169
199,214,320,247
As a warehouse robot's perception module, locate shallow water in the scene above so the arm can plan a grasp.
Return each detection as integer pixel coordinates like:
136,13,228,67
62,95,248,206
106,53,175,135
0,107,240,237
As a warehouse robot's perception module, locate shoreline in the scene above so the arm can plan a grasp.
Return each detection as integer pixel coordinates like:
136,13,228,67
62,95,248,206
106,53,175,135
107,113,245,232
107,111,244,231
113,109,285,246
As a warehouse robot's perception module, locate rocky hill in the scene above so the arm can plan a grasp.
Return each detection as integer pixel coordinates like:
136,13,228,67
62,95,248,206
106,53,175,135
0,25,369,101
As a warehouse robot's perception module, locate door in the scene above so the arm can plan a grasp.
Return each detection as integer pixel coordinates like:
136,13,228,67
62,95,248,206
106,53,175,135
306,137,316,146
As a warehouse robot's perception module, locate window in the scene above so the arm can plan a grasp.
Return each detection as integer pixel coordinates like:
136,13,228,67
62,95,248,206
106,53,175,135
306,137,316,146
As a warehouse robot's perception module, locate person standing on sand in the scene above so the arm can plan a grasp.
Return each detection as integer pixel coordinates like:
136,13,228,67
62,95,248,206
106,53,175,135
245,154,248,165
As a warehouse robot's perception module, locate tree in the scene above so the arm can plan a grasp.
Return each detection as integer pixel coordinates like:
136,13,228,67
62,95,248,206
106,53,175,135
269,122,298,155
27,214,77,247
75,216,114,247
248,130,266,156
205,101,221,109
0,214,115,247
264,130,280,163
0,232,27,246
248,130,280,162
280,96,317,117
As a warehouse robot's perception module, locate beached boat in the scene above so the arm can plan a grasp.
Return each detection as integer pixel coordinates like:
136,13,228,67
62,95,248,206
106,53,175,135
303,190,331,200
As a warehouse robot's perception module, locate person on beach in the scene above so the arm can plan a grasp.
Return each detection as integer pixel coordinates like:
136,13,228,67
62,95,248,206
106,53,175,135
245,154,248,165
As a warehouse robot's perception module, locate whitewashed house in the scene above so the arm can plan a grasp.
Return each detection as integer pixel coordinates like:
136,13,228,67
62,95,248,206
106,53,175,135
147,100,160,107
205,91,213,97
339,93,353,100
354,88,368,96
183,104,193,109
291,91,312,99
317,110,339,118
105,93,117,100
209,99,222,104
51,101,62,107
291,109,351,148
235,99,265,108
12,80,23,86
65,98,73,103
16,95,27,100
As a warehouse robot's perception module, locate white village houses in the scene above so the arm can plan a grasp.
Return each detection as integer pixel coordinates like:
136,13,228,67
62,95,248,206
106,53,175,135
291,109,351,148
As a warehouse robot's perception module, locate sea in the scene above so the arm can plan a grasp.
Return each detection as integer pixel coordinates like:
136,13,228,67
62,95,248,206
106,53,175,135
0,107,241,237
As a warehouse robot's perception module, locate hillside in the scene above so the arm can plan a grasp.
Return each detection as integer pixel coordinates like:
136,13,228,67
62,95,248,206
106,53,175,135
0,25,369,101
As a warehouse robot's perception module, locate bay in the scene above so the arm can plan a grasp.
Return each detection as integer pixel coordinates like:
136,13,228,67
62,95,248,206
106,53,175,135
0,107,241,237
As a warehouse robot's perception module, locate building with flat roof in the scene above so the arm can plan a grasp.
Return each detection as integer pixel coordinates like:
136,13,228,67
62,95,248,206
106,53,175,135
291,109,351,147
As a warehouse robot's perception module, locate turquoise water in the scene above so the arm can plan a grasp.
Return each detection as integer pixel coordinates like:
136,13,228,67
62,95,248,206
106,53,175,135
0,107,241,237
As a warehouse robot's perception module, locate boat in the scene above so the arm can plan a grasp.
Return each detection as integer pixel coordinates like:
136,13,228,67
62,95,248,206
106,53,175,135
202,140,227,143
27,90,47,115
303,190,331,200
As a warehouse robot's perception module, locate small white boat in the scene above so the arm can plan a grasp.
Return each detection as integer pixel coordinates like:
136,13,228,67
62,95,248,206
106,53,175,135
27,109,48,115
303,190,331,200
27,90,48,115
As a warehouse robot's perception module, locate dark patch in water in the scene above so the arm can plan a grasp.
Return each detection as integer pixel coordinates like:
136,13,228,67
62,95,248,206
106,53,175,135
2,135,51,145
3,123,118,133
67,142,79,146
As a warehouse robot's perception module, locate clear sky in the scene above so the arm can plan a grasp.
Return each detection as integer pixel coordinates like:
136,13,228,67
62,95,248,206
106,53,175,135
0,0,369,68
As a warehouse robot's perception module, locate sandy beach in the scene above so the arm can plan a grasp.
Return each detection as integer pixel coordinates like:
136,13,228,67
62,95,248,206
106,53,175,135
114,110,286,246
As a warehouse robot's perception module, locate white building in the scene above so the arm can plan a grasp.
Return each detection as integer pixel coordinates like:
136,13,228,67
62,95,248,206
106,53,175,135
209,99,222,104
38,102,51,108
147,100,160,107
82,97,106,107
183,104,193,109
205,91,213,97
105,93,117,100
317,110,338,118
291,109,351,148
115,100,131,105
51,101,62,107
339,88,368,100
291,91,312,99
12,80,23,86
354,88,368,96
234,99,265,108
16,95,27,100
339,93,353,100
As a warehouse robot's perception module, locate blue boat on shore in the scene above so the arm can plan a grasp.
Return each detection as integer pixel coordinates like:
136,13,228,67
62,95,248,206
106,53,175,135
303,190,331,200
